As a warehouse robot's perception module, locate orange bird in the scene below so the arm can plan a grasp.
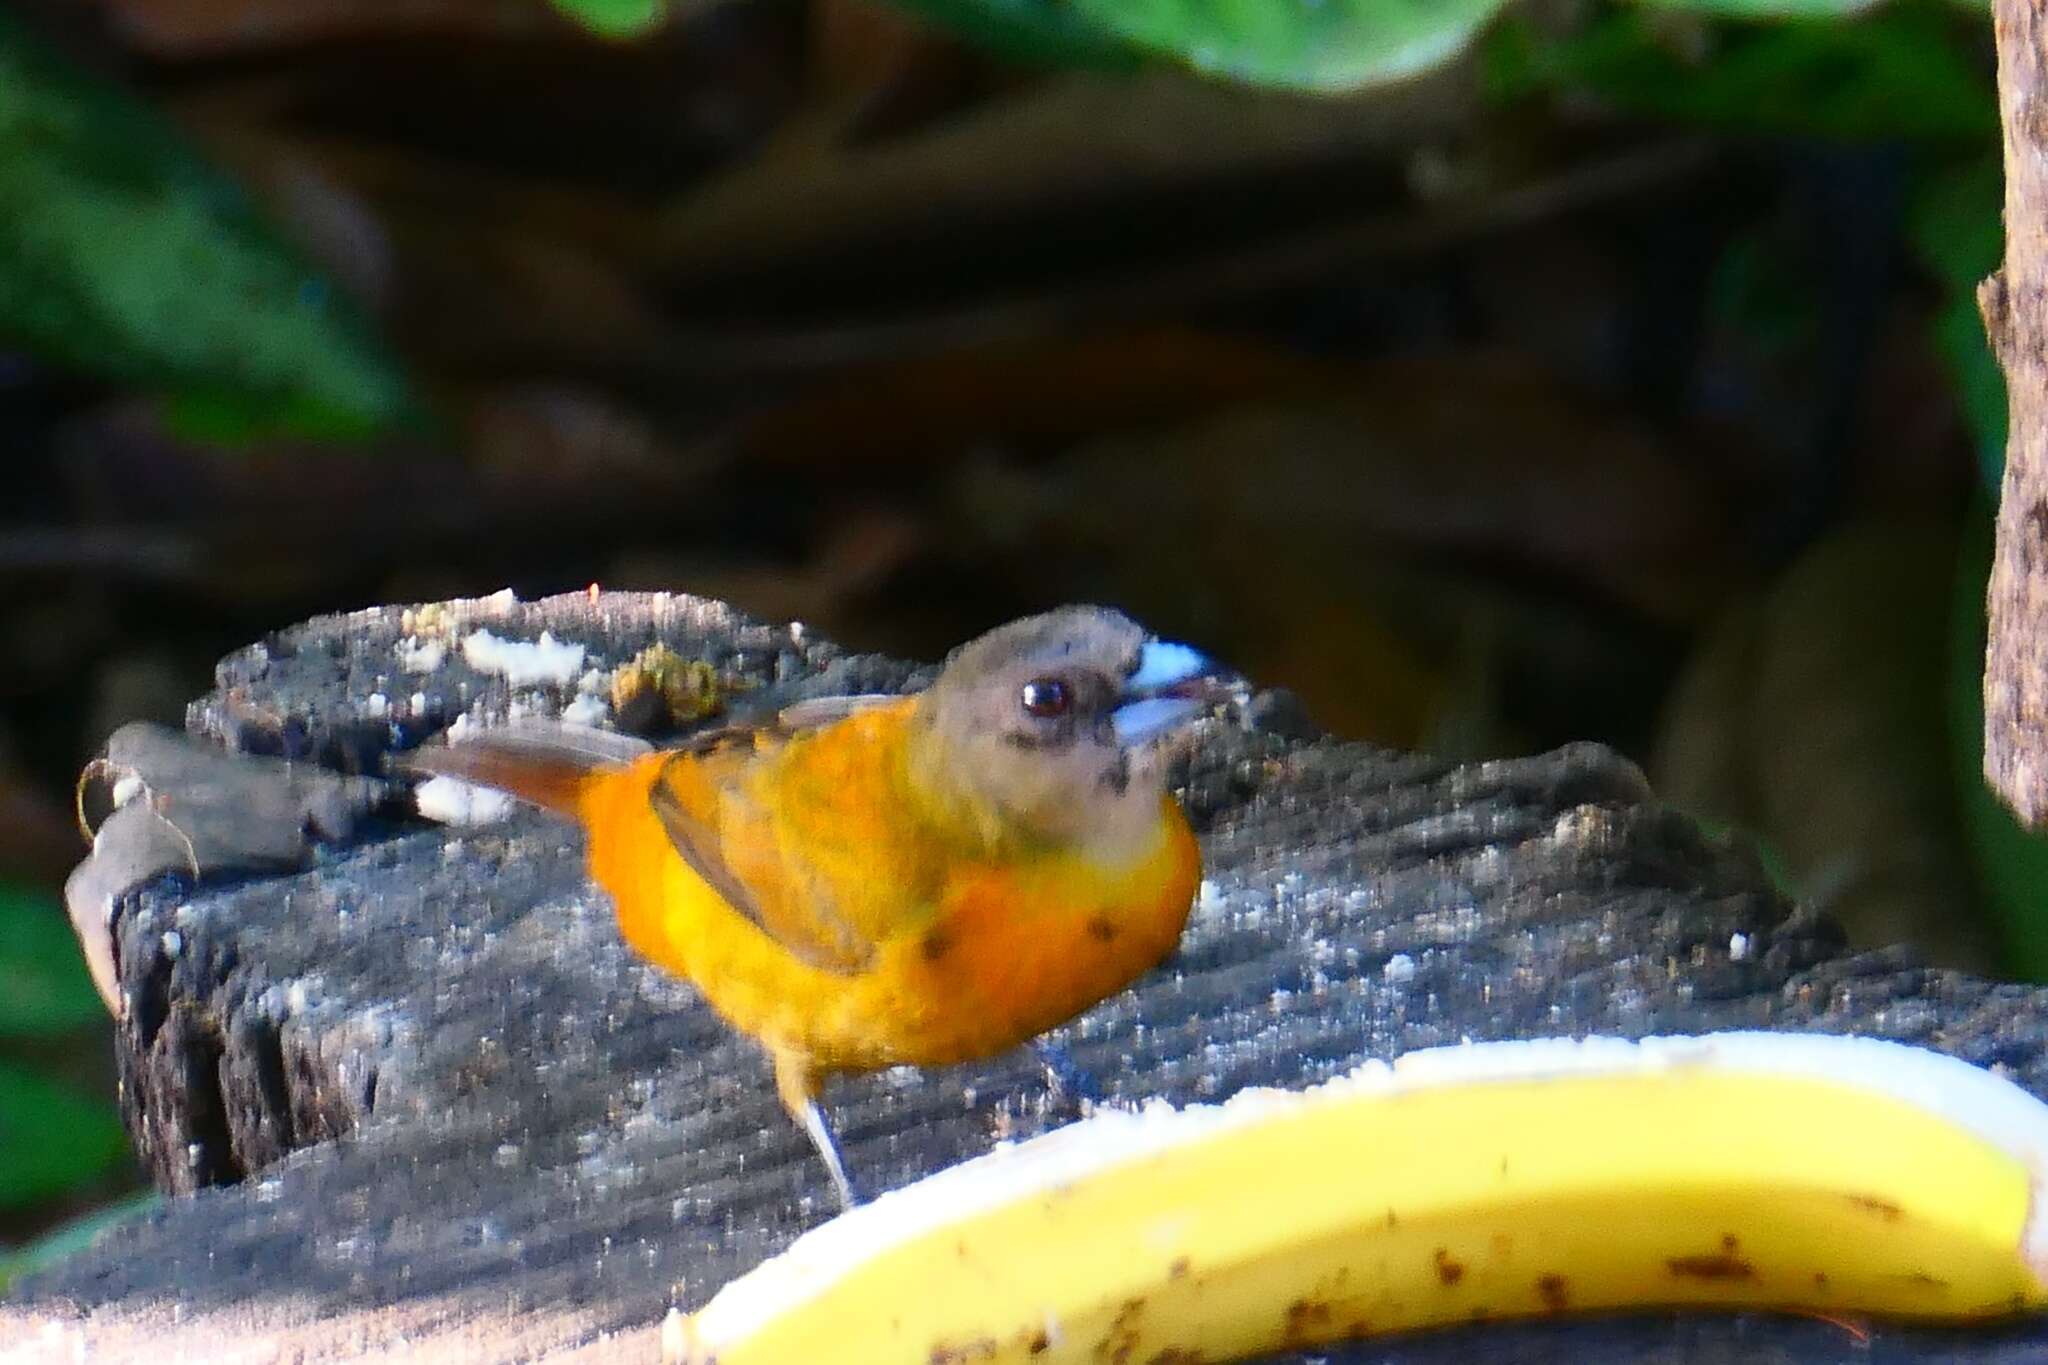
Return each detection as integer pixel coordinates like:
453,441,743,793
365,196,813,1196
406,607,1236,1206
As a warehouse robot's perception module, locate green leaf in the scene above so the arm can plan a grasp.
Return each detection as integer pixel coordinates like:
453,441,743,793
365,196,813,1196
0,9,414,439
1482,5,1996,142
887,0,1505,88
0,1064,128,1209
1638,0,1885,15
0,882,106,1039
0,1191,160,1294
546,0,667,38
1071,0,1511,90
885,0,1144,68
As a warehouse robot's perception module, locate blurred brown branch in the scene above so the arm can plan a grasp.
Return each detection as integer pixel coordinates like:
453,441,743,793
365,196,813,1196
652,137,1718,383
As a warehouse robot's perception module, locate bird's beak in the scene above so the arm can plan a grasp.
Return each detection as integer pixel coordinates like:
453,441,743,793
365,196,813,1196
1112,640,1242,746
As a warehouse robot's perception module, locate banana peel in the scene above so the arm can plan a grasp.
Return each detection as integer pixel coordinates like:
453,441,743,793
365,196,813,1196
672,1033,2048,1364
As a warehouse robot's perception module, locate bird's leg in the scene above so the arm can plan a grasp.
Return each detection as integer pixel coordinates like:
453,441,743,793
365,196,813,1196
1031,1039,1102,1113
773,1051,860,1211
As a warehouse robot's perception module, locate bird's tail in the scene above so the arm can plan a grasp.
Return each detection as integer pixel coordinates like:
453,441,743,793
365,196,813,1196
397,722,654,819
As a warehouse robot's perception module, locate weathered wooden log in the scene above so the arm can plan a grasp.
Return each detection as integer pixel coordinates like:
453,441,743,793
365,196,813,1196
8,590,2048,1362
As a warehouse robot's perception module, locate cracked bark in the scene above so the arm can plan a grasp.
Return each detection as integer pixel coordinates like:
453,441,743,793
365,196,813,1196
1983,0,2048,823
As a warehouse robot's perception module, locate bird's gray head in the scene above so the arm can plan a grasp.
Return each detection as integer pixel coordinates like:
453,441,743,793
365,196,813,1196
909,605,1236,851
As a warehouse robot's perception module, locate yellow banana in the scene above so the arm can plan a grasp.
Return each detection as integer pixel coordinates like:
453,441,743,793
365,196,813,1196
673,1033,2048,1364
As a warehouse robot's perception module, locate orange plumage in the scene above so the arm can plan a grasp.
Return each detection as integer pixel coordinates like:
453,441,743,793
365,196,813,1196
407,607,1231,1205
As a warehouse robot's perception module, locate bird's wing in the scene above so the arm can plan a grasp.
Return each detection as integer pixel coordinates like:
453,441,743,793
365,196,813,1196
772,694,903,729
655,693,902,759
646,694,910,975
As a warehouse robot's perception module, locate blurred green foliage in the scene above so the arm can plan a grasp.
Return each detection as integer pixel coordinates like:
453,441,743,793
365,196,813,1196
559,0,1521,83
1913,157,2008,486
0,7,414,440
0,882,128,1227
0,1063,127,1210
4,0,2004,454
1948,508,2048,977
991,0,1511,91
1483,2,2009,485
0,1192,160,1295
0,883,106,1040
882,0,1143,69
557,0,669,37
1477,1,2039,966
1639,0,1888,12
554,0,1928,85
1482,6,1994,141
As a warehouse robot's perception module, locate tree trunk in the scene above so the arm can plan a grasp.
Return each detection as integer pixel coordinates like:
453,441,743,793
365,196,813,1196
1983,0,2048,824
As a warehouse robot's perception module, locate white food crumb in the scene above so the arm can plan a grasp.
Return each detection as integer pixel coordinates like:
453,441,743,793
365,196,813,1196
396,637,446,673
162,930,182,958
1729,932,1751,962
562,693,609,727
415,775,515,826
462,629,586,687
364,693,389,719
1382,953,1417,982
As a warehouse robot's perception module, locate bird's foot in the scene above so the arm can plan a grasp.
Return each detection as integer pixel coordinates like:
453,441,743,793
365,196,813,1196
797,1098,862,1212
1032,1040,1102,1116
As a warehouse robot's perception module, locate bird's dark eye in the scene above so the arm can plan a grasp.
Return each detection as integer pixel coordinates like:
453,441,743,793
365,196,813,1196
1020,677,1070,719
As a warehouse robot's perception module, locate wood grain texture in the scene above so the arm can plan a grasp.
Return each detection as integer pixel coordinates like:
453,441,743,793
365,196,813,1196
1984,0,2048,824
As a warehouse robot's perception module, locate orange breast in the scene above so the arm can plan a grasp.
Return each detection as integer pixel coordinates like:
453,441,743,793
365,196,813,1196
859,804,1200,1067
